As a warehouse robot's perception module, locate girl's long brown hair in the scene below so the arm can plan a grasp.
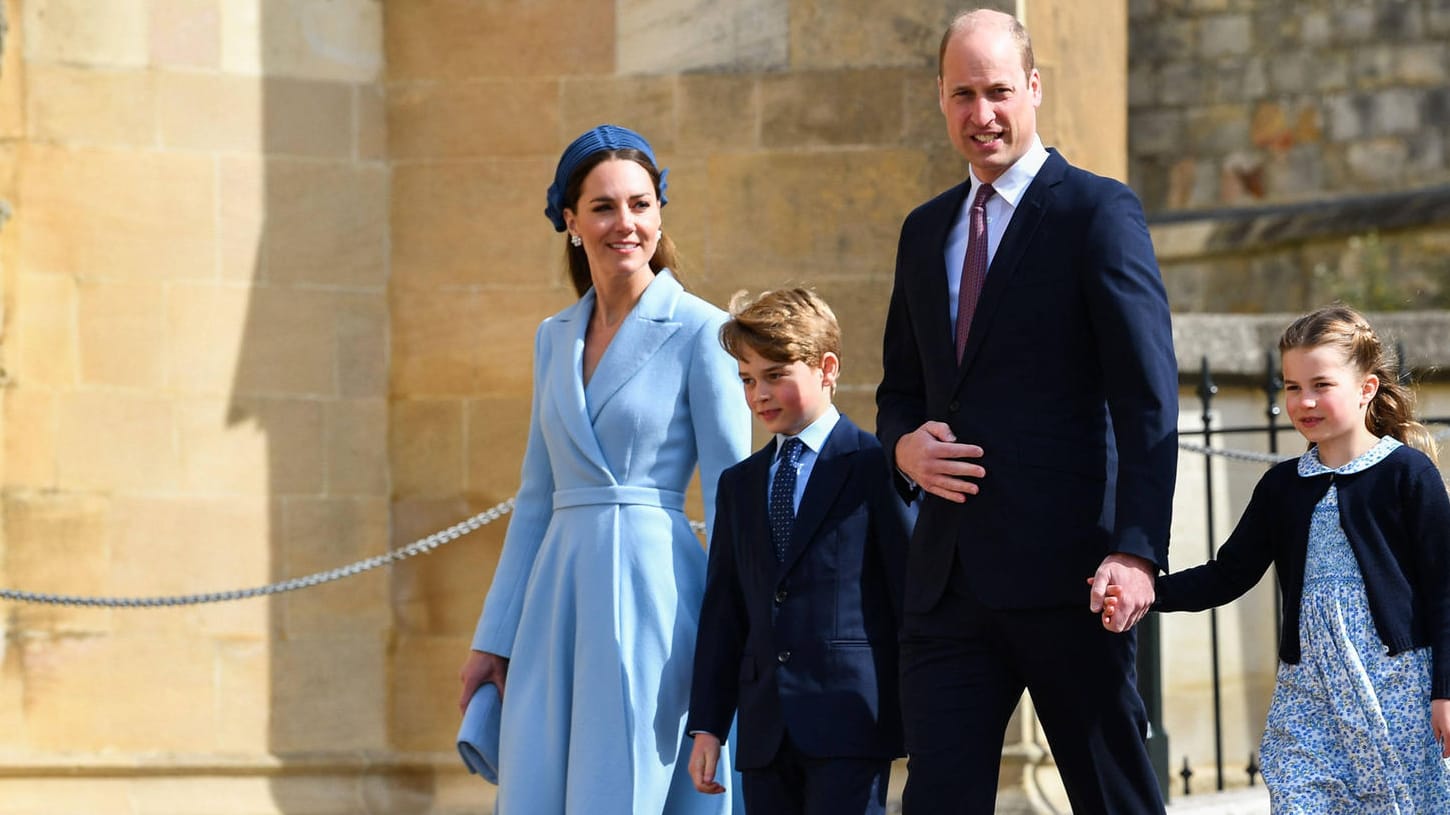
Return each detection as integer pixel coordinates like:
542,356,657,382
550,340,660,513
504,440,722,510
1279,304,1439,465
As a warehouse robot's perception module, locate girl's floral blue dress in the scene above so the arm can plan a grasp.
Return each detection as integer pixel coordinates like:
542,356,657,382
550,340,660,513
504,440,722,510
1260,437,1450,813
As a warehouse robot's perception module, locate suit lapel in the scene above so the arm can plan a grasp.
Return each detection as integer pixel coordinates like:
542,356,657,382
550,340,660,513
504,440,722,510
954,151,1064,384
923,182,972,389
780,420,860,576
743,442,776,575
584,270,685,422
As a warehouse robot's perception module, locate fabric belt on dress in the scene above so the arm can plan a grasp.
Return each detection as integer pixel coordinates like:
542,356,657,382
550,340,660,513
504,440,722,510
551,486,686,512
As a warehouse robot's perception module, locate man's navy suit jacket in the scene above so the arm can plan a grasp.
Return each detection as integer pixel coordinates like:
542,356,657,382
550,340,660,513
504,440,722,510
687,414,911,770
876,149,1179,613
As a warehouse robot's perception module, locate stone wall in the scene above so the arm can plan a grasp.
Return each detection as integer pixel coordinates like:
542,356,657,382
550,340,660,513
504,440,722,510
387,2,1128,811
1130,0,1450,210
1129,0,1450,313
0,0,1138,812
0,0,398,811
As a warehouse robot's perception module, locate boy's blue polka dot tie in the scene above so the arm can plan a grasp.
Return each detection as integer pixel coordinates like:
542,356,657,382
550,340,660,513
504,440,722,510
770,438,803,562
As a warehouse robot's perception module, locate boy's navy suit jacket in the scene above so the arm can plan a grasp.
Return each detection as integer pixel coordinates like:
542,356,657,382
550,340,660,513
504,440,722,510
686,413,912,770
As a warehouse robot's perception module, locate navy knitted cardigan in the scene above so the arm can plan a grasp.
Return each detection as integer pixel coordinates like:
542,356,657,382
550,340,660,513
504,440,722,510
1155,443,1450,698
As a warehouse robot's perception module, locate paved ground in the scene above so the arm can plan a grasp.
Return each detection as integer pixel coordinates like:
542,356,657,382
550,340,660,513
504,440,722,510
1165,786,1270,814
877,760,1271,813
870,783,1270,806
879,785,1271,814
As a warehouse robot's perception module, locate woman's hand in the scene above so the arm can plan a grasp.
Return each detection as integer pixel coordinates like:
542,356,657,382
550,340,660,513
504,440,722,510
1433,699,1450,758
458,649,509,714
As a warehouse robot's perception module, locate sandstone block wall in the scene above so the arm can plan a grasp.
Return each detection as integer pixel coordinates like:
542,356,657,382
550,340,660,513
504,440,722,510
388,5,1128,809
1,0,397,809
0,1,1148,811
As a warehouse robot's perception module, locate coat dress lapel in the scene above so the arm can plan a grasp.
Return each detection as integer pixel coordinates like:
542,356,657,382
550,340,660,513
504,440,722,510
545,292,612,475
584,270,685,423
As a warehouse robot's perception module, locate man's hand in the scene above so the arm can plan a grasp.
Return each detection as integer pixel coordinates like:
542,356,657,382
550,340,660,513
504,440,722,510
458,649,509,713
895,422,986,503
1088,553,1156,633
689,733,726,794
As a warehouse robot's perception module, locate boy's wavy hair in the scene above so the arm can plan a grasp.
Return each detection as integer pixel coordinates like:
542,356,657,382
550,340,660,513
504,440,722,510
719,288,841,371
1279,303,1439,465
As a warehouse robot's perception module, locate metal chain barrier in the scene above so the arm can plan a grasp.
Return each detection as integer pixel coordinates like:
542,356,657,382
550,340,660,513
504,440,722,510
2,427,1446,608
1186,425,1450,465
0,499,517,608
1178,441,1290,465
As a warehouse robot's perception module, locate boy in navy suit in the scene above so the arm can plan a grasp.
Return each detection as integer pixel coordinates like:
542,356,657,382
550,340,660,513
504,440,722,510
687,288,911,815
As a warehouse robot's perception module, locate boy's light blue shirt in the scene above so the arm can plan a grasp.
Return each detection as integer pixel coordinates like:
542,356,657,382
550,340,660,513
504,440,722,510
767,405,841,513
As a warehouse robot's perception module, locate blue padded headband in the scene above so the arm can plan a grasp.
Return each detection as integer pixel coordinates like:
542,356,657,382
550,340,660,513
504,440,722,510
544,124,669,232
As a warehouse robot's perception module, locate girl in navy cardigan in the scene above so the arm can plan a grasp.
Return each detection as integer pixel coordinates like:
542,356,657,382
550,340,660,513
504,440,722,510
1111,304,1450,811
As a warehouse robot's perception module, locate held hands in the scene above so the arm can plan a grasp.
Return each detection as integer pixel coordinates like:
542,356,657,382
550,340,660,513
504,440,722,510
689,733,726,794
1088,553,1157,633
895,422,986,503
458,649,510,714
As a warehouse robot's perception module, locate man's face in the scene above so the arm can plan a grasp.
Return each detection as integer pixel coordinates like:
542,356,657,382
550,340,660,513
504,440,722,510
938,25,1041,183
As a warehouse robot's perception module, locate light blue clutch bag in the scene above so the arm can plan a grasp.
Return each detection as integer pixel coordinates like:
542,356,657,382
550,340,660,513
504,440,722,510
457,682,502,784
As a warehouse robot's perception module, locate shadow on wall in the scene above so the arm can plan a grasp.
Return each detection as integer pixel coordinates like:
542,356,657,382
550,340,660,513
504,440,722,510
235,3,403,810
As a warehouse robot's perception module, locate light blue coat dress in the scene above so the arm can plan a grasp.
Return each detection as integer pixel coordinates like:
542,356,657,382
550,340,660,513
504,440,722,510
473,270,752,814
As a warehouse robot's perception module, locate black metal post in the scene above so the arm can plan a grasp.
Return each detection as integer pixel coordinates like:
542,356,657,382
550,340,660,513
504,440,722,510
1137,611,1171,802
1197,357,1225,791
1265,350,1283,649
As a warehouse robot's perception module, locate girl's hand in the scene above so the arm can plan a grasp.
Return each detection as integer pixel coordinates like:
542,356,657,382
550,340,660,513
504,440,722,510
1434,699,1450,758
1086,578,1125,630
458,650,509,713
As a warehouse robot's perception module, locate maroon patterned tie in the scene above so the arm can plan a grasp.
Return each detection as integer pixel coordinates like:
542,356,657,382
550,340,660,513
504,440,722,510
955,183,996,362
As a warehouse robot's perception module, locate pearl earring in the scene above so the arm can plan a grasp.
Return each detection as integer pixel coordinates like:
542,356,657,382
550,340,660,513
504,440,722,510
570,234,582,247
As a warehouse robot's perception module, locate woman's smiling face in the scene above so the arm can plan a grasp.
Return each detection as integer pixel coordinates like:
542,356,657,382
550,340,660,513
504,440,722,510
563,158,661,288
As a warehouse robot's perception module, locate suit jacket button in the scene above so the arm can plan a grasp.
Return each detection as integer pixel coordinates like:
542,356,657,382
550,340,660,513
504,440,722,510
774,589,788,604
777,651,791,664
949,401,960,412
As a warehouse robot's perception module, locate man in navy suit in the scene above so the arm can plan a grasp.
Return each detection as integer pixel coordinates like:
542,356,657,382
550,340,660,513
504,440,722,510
688,288,911,815
875,9,1178,815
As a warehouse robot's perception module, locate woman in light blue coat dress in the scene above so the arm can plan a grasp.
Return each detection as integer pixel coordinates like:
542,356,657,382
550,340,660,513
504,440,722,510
458,125,752,814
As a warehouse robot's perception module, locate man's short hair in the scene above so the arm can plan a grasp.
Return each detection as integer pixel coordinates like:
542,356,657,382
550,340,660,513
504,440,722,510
938,8,1035,78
